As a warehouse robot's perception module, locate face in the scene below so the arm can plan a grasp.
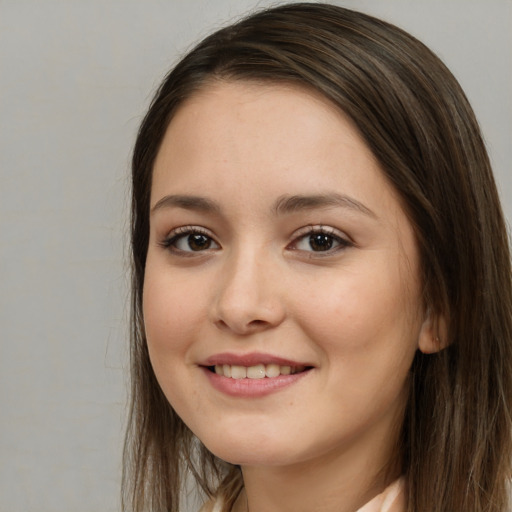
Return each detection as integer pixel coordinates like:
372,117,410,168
143,81,433,470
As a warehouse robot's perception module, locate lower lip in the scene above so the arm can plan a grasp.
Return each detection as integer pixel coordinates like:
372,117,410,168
202,367,311,397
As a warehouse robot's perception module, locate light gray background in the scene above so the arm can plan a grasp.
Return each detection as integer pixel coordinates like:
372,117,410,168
1,1,510,511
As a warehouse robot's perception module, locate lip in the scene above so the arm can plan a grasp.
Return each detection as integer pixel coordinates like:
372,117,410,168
200,352,311,367
199,352,314,398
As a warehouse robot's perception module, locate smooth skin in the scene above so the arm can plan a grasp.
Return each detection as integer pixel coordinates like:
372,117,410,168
143,81,439,512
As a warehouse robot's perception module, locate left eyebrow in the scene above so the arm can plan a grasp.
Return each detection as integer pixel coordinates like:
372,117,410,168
272,193,376,218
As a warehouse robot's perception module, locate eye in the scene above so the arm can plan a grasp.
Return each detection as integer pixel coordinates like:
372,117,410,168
290,226,351,253
161,227,220,253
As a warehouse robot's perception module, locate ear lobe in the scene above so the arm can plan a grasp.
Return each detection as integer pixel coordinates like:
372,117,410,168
418,310,449,354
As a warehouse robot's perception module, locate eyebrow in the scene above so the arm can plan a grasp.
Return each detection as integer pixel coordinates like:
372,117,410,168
272,193,376,218
150,192,376,218
151,194,221,215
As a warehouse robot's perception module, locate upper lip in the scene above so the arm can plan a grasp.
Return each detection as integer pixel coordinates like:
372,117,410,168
200,352,312,368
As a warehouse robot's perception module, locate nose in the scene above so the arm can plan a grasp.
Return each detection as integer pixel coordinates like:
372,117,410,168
211,248,286,335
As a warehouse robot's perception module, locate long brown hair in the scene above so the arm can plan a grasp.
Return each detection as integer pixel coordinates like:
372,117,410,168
123,3,512,511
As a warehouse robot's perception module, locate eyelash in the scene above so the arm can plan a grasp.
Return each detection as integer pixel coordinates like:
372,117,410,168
288,225,352,255
159,226,219,256
159,225,352,256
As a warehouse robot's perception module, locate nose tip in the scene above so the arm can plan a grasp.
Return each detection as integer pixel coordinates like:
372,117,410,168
214,306,284,335
211,259,286,335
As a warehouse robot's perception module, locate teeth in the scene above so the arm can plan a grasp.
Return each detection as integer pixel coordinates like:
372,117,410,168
265,363,280,378
247,364,265,379
281,365,291,375
213,364,306,379
231,365,247,379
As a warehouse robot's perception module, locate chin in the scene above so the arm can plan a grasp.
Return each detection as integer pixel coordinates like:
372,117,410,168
209,445,295,467
198,428,313,468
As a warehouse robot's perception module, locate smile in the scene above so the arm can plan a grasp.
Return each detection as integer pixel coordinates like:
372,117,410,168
211,363,307,379
201,353,313,397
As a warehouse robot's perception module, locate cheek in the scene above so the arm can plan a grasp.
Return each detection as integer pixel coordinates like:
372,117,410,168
298,273,420,425
142,268,205,360
294,264,422,368
142,268,209,415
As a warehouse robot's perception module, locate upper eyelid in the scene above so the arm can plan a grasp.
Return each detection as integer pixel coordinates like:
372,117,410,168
291,224,352,242
164,225,215,240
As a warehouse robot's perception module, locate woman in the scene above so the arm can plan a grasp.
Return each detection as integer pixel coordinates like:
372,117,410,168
123,3,512,511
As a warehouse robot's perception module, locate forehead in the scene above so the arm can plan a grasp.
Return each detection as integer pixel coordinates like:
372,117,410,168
167,79,361,143
152,80,409,221
152,80,381,194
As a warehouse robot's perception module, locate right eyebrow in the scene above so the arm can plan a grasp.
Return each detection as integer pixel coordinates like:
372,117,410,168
150,194,221,215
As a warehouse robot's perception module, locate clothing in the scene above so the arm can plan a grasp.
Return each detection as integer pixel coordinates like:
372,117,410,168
200,478,405,512
356,478,405,512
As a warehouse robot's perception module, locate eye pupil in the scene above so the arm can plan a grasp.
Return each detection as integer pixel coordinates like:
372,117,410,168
188,234,211,251
309,233,333,251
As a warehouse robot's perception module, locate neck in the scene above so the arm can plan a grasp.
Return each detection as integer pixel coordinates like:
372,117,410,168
236,422,402,512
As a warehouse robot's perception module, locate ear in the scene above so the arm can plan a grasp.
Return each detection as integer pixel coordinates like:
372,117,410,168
417,309,449,354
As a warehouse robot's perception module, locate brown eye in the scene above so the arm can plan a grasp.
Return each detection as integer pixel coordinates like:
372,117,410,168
187,233,212,251
291,227,351,254
163,228,220,253
308,233,334,251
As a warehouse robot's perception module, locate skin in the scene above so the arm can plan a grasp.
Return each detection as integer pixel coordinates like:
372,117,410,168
143,81,438,512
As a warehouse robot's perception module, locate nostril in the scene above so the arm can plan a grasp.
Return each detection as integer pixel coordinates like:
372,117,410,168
248,319,267,327
214,319,230,332
213,317,272,334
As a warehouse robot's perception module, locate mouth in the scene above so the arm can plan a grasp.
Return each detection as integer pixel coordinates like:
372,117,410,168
206,363,311,379
200,352,314,396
